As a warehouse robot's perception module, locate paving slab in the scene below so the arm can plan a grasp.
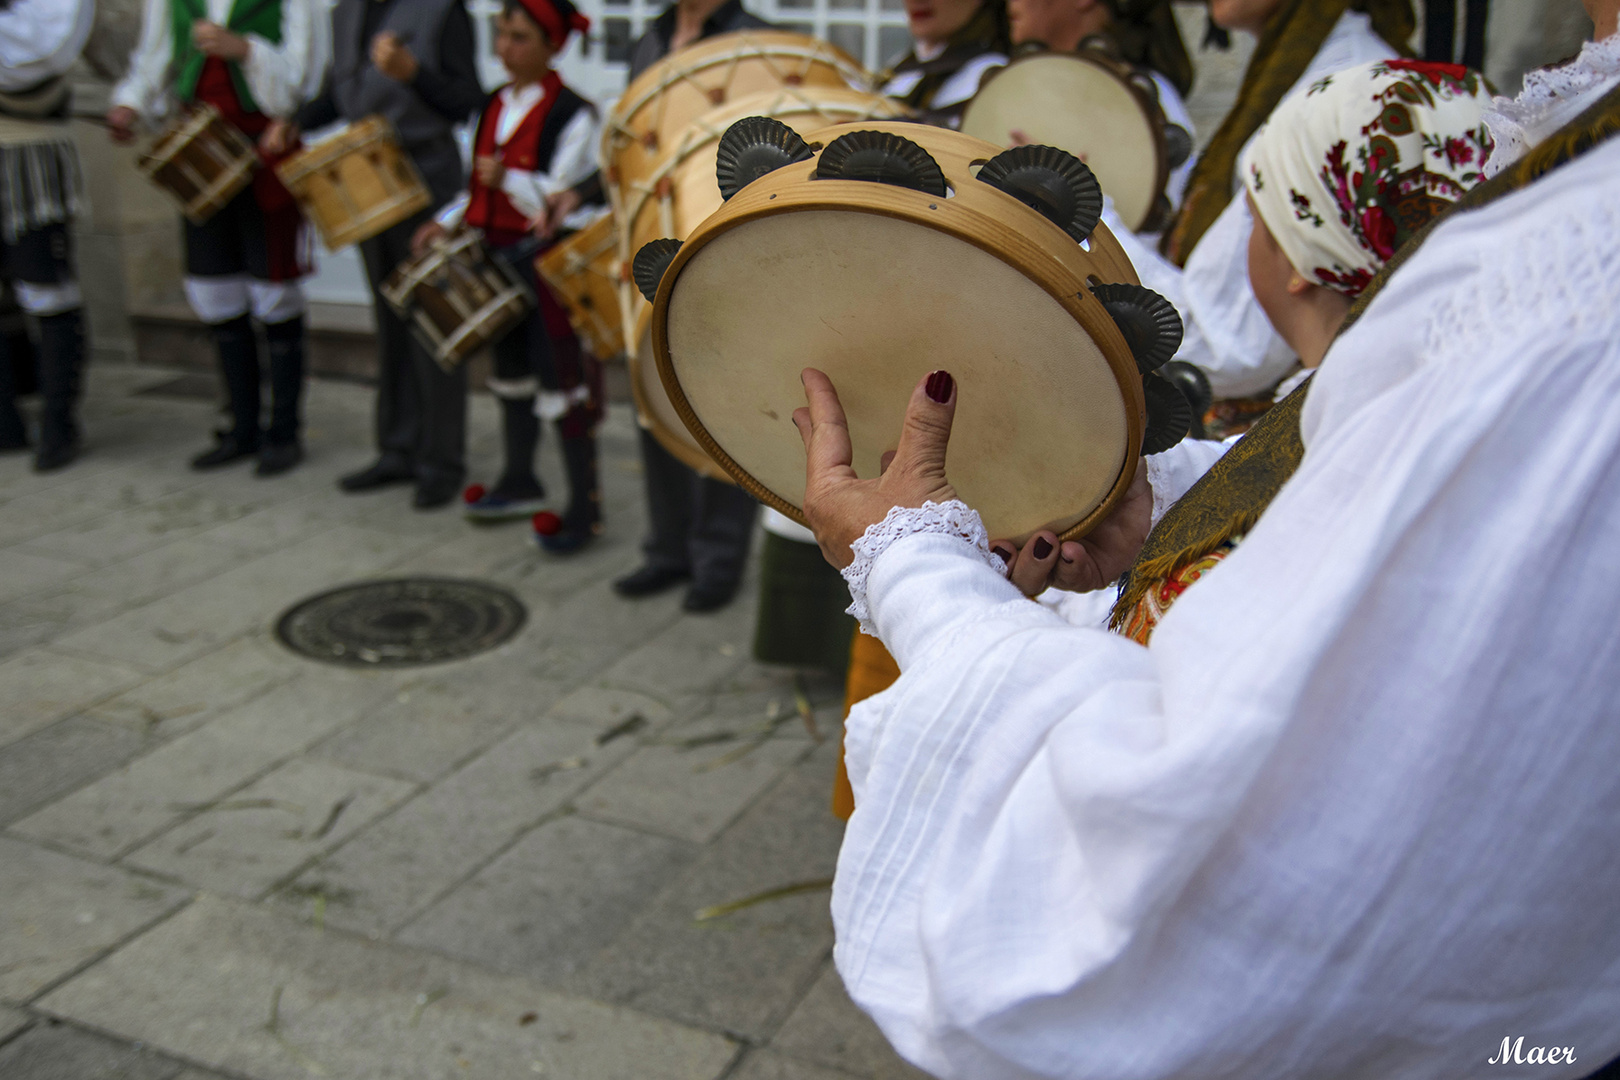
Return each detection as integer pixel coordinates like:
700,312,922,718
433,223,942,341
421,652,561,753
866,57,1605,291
0,587,127,662
588,598,755,701
277,716,638,936
0,717,151,827
398,814,696,983
731,1050,862,1080
770,965,932,1080
0,464,204,548
81,635,298,740
38,894,738,1080
568,744,844,1040
543,684,679,732
14,487,264,569
49,524,432,671
575,734,808,845
520,578,688,687
313,657,568,783
128,757,418,899
0,1004,31,1043
0,648,147,749
12,667,398,858
0,1021,190,1080
0,549,87,606
0,836,189,1003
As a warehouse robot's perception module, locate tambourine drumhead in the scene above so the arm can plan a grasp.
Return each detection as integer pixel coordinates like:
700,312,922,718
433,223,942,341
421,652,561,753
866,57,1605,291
960,52,1165,232
665,211,1126,539
604,31,865,206
631,309,734,484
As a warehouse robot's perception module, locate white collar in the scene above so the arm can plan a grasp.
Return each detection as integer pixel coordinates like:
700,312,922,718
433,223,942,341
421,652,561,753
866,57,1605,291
494,81,546,145
1483,30,1620,177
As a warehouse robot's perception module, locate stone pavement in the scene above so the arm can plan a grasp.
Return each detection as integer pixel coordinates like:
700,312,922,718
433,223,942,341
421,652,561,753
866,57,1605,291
0,363,929,1080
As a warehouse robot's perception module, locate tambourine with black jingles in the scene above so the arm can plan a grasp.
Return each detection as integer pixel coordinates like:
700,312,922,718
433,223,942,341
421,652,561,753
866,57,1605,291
630,118,1193,544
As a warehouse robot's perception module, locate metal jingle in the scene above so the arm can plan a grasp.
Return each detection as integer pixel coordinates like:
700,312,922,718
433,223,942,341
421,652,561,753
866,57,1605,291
1090,282,1183,374
1157,360,1212,439
812,129,948,197
1141,370,1193,455
977,144,1104,243
716,116,814,200
1164,123,1194,170
633,238,682,304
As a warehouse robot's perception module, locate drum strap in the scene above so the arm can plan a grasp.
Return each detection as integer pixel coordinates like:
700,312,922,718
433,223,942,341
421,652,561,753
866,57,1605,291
1110,79,1620,635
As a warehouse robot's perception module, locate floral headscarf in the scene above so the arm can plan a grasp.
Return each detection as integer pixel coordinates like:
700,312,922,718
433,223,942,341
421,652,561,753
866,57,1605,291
1240,59,1494,298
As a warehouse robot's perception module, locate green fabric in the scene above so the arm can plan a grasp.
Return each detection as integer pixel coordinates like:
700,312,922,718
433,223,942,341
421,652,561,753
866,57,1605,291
1113,77,1620,631
172,0,283,113
753,532,857,676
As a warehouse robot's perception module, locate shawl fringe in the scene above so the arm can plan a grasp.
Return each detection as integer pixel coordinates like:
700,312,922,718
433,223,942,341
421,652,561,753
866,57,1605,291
0,136,82,243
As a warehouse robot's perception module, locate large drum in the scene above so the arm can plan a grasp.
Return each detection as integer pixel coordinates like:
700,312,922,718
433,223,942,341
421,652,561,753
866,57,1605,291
634,120,1193,542
380,230,533,373
536,212,623,360
276,116,432,250
602,30,867,217
959,46,1174,234
136,104,257,224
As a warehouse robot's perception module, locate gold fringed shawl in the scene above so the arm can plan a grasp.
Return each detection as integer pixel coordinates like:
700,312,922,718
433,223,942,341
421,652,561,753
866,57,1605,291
1160,0,1416,266
1112,79,1620,632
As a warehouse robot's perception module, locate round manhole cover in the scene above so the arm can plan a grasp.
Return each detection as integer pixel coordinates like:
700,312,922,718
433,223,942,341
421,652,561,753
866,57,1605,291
275,577,527,667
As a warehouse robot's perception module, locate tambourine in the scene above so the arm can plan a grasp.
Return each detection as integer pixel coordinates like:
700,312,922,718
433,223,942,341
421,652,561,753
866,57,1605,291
632,119,1190,543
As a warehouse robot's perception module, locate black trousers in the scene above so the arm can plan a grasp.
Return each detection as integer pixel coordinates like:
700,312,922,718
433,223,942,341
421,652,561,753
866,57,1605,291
358,211,467,486
638,428,757,588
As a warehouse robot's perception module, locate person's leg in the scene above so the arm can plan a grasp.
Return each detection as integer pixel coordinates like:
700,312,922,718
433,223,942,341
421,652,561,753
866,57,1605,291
5,223,85,469
467,315,546,519
0,277,30,451
346,219,420,488
183,190,258,468
614,429,697,595
531,289,600,552
242,197,308,476
684,477,759,611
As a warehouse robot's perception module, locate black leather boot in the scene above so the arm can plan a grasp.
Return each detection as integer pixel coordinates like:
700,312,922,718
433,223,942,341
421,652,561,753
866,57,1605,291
34,308,84,471
259,315,305,476
0,317,27,452
537,432,600,553
192,314,260,469
466,396,546,521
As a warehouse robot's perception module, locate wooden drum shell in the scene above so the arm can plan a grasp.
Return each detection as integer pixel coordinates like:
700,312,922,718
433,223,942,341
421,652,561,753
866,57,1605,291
136,104,258,225
380,232,532,373
537,213,624,361
646,123,1148,544
275,116,433,250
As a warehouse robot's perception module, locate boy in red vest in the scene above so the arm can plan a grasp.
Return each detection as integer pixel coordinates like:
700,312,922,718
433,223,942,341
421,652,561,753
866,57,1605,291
412,0,604,553
108,0,327,475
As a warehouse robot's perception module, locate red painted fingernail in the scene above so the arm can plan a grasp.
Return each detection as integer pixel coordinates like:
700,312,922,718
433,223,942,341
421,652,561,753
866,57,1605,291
991,545,1014,562
925,370,954,403
1032,537,1053,559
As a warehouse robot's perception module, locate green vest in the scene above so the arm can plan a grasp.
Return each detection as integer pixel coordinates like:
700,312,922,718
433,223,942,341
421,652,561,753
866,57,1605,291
171,0,283,114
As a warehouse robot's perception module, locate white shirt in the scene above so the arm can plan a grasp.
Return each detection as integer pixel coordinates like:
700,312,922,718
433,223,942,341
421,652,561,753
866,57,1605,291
112,0,330,121
0,0,94,92
829,88,1620,1080
1107,11,1396,398
882,50,1008,124
435,87,600,231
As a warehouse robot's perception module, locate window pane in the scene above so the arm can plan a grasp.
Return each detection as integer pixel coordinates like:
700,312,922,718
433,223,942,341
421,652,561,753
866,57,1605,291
829,0,866,9
604,17,633,61
776,0,813,9
827,22,864,60
780,20,815,36
877,24,911,66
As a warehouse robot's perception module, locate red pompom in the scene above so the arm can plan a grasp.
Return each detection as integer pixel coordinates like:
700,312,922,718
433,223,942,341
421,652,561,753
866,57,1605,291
532,510,563,536
463,483,487,504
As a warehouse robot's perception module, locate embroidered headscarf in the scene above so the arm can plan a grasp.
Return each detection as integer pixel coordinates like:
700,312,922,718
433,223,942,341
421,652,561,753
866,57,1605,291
1240,58,1493,298
1161,0,1415,265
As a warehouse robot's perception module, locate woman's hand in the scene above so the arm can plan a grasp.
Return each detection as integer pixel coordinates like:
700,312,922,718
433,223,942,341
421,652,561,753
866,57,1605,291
411,220,447,257
794,368,958,570
192,20,250,60
474,155,506,188
370,32,419,82
259,119,298,157
105,106,139,144
990,459,1153,597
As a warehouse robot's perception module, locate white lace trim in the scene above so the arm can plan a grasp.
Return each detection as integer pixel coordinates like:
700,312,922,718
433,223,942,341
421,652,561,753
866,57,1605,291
841,499,1006,636
1483,31,1620,177
1144,457,1179,530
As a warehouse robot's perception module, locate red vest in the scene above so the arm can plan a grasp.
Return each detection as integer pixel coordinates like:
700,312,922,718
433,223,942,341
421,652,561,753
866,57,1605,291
466,72,564,246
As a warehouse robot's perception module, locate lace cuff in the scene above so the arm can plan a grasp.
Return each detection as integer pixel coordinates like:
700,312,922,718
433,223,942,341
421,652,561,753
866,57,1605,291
840,499,1007,636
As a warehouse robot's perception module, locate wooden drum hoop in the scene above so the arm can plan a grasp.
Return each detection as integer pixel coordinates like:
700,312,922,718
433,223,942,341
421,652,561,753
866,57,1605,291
537,212,625,361
275,115,432,250
646,122,1151,544
380,230,534,372
136,103,258,225
960,46,1171,234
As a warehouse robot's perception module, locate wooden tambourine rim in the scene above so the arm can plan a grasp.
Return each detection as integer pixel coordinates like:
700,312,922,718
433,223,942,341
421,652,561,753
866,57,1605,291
961,46,1171,234
647,123,1146,542
627,307,736,483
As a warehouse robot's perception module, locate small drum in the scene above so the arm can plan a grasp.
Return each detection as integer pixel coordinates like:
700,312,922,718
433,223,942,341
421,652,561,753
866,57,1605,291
603,30,867,218
380,230,533,373
276,116,432,250
136,104,258,225
960,46,1173,233
634,120,1193,542
537,212,623,360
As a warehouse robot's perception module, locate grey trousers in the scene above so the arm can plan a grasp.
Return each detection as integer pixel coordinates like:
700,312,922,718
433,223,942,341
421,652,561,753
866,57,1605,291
357,211,467,486
638,428,758,588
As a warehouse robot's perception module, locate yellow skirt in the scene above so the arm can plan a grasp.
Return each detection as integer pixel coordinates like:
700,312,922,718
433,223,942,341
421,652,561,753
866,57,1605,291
833,632,902,820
